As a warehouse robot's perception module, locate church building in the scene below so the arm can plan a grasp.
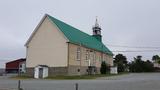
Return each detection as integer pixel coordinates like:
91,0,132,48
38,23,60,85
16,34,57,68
25,14,113,78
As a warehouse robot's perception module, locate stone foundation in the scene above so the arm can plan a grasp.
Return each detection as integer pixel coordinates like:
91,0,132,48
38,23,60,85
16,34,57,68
26,66,100,77
68,65,88,75
48,67,68,76
68,65,100,75
26,67,34,77
26,67,68,77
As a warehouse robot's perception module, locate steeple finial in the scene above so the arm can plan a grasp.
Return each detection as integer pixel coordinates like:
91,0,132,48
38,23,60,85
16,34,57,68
95,16,99,27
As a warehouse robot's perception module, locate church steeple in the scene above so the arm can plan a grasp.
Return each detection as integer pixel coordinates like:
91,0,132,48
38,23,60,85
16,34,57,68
92,17,102,42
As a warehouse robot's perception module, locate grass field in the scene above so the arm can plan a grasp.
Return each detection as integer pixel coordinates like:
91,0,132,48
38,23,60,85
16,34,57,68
12,72,128,80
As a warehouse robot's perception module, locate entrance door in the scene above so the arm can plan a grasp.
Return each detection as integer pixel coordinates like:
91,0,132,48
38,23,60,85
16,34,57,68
39,68,43,78
88,66,96,75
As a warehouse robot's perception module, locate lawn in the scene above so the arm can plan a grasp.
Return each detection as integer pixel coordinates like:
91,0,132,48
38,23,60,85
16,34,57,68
12,72,128,80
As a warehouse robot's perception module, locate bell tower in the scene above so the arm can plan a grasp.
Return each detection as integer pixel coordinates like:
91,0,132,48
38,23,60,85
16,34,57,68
92,17,102,42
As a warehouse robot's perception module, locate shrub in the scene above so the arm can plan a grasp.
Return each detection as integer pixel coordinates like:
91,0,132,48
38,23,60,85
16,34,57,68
100,61,110,74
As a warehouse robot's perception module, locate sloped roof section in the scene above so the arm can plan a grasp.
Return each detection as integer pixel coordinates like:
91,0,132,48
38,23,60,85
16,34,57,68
47,14,113,55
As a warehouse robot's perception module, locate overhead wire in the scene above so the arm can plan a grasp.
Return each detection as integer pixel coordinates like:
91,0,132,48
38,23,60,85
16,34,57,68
104,44,160,53
111,50,160,52
106,44,160,49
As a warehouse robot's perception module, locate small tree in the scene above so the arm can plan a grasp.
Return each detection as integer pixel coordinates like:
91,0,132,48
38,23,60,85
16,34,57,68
152,55,160,63
114,54,128,72
129,56,154,72
100,61,107,74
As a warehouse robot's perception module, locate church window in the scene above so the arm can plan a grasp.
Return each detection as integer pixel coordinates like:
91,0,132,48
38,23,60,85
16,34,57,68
76,47,81,60
85,50,89,61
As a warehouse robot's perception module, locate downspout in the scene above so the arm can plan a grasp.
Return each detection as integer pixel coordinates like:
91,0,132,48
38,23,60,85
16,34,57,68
67,42,69,75
79,42,82,76
101,45,103,62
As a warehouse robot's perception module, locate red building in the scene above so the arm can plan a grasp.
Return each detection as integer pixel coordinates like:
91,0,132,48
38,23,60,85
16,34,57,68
5,58,26,73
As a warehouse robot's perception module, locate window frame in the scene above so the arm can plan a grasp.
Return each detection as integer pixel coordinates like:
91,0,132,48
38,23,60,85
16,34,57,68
85,50,89,61
76,47,81,61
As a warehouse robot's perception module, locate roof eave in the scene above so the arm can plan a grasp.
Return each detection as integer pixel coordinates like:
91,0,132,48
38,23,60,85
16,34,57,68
68,42,113,56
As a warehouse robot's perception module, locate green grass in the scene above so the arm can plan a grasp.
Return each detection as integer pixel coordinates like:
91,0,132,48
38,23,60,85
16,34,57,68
46,72,129,80
45,75,95,80
11,72,129,80
11,75,33,79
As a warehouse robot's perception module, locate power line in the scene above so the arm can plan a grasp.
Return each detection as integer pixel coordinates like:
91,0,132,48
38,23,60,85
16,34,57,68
0,59,8,61
106,44,160,49
112,50,160,52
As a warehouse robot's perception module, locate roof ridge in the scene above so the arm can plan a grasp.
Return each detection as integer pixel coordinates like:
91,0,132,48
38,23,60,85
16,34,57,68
47,14,92,37
47,15,106,44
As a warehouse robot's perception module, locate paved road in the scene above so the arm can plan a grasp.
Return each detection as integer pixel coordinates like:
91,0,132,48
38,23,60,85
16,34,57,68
0,73,160,90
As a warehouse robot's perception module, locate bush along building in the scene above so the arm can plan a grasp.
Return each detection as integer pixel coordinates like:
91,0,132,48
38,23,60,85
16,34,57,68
25,14,113,78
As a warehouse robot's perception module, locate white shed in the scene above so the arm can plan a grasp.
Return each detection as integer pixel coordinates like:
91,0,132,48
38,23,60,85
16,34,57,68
110,66,118,74
34,65,49,79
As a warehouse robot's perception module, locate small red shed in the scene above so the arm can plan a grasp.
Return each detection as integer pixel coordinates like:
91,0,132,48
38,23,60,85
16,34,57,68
5,58,26,73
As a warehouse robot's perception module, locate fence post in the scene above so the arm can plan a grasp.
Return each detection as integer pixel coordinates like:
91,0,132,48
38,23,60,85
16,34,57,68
18,80,23,90
75,83,78,90
18,80,21,90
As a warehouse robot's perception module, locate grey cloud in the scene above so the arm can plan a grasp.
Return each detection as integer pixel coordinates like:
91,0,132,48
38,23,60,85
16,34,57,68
0,0,160,68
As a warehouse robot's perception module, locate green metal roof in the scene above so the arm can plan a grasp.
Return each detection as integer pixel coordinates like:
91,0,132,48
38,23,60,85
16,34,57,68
47,14,113,55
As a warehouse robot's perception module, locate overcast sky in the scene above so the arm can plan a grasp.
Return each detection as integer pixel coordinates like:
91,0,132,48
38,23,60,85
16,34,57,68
0,0,160,68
